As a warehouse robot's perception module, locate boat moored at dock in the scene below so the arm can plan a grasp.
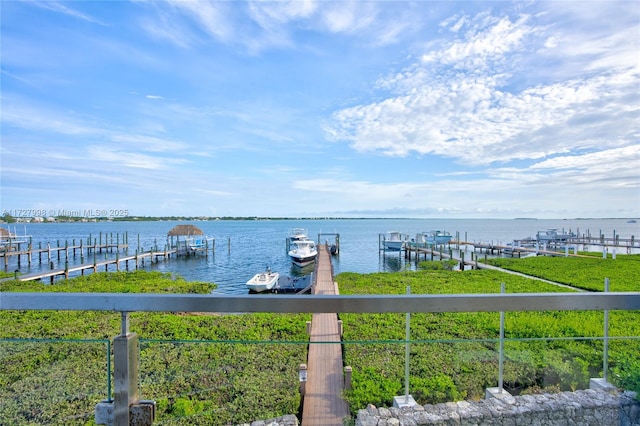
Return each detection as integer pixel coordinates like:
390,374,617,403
381,231,407,251
413,230,452,247
287,228,308,243
536,228,576,243
246,268,280,293
288,239,318,267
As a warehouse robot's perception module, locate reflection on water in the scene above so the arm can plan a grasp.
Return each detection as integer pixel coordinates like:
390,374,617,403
380,252,409,273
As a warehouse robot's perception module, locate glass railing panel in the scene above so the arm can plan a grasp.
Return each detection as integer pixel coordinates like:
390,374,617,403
0,338,110,425
138,340,307,425
342,339,497,409
341,335,640,412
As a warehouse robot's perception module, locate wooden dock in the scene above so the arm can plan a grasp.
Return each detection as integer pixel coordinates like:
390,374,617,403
405,244,594,270
2,243,129,268
301,244,350,426
2,230,216,282
17,249,178,282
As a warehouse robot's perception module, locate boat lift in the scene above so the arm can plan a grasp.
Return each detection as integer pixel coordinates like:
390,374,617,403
318,233,340,255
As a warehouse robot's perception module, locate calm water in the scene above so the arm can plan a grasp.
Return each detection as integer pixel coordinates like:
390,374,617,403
3,218,639,294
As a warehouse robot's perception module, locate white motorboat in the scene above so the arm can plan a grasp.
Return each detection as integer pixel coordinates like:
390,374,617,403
413,230,452,247
536,229,575,243
185,236,214,252
286,228,309,252
246,269,280,293
288,239,318,267
381,231,406,251
287,228,308,243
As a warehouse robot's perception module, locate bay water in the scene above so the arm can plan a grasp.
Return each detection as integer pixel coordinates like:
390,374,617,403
3,218,638,294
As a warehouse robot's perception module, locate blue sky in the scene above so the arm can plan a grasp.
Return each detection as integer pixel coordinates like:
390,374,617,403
1,1,639,219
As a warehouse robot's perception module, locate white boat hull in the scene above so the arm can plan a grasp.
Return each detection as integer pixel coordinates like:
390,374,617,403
288,239,318,267
246,272,280,293
289,254,317,267
382,231,406,251
383,241,405,251
414,231,452,247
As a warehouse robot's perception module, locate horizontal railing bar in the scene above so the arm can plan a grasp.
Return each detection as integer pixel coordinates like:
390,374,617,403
1,292,639,313
4,335,638,346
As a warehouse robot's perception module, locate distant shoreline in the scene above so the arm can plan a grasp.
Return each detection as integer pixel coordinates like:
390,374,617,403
2,215,639,224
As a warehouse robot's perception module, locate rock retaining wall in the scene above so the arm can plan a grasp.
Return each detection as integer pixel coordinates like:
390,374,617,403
238,414,299,426
356,390,640,426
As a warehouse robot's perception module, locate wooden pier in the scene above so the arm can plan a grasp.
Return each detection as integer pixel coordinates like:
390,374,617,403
301,244,350,426
1,232,132,269
405,244,597,271
2,242,130,268
405,234,640,261
16,249,178,283
2,231,215,282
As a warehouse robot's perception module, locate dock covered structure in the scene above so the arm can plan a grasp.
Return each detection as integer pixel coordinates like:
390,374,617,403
167,224,212,255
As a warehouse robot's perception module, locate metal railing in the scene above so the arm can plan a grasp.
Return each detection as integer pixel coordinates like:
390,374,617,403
3,291,639,313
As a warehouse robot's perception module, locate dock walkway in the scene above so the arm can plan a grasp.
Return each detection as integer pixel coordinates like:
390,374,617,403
301,245,350,426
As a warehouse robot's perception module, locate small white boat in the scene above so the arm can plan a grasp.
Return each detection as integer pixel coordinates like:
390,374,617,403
536,229,575,242
429,230,452,245
286,228,310,252
246,269,280,293
288,239,318,267
185,236,213,251
381,231,406,251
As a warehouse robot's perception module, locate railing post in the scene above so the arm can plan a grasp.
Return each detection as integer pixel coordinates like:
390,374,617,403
404,286,410,400
393,286,416,408
299,364,307,396
486,283,514,403
589,278,617,394
499,282,505,391
344,366,352,390
603,278,610,382
114,312,138,425
96,312,155,425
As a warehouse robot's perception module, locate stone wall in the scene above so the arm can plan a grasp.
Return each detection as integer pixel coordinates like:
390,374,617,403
356,390,640,426
238,414,299,426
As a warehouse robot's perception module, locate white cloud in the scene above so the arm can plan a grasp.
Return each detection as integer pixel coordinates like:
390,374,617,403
318,2,376,34
86,146,188,170
328,8,640,170
530,146,640,171
167,1,233,42
109,134,187,152
138,0,417,52
427,14,532,70
1,99,98,135
248,0,317,29
32,1,107,26
139,14,196,49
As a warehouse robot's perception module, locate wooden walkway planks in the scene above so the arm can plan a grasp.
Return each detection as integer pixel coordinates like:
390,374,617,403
301,245,350,426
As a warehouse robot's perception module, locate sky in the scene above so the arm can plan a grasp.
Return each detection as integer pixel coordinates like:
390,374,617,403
1,1,639,219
